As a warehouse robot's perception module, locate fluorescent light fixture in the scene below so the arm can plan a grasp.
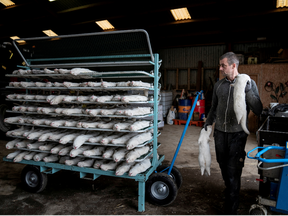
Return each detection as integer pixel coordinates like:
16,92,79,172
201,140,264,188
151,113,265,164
0,0,15,7
96,20,115,30
10,36,25,43
277,0,288,7
49,0,56,1
170,7,191,21
42,29,58,37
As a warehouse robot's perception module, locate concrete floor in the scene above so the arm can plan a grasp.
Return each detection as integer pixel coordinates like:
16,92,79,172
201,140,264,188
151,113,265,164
0,124,279,215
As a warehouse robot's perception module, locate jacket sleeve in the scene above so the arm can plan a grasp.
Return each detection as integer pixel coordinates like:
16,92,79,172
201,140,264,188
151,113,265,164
205,83,218,125
246,79,263,116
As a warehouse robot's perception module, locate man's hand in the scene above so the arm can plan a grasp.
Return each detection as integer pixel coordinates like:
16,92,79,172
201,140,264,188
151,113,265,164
245,80,251,93
202,123,209,131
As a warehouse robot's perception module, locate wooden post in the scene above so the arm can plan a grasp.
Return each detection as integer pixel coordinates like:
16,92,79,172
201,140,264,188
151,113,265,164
176,68,179,90
187,68,190,90
196,61,203,91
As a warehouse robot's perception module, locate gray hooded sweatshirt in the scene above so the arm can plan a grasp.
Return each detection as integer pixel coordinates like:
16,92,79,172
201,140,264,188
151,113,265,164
205,76,263,133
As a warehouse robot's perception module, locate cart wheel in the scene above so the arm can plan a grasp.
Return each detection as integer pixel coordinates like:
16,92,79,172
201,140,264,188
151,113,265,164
0,104,11,133
145,173,178,206
21,165,48,193
156,164,183,188
249,204,267,215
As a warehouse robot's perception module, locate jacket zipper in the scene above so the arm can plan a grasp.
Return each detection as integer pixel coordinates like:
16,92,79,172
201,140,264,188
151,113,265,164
224,85,232,132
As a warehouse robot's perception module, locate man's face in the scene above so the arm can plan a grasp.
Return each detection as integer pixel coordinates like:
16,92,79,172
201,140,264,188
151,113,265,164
219,58,233,77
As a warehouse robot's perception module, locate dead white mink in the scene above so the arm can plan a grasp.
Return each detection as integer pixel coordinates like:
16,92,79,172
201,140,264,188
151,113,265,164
6,139,22,149
33,153,49,161
4,116,22,123
35,82,47,87
38,130,59,141
27,141,47,149
81,121,102,128
115,162,135,176
111,133,137,144
13,151,30,162
89,95,98,102
112,148,129,162
59,132,83,144
77,159,95,168
27,130,47,139
87,82,101,87
39,143,57,151
35,95,47,100
50,144,66,154
20,81,36,87
6,150,22,159
97,121,119,129
63,82,80,88
124,107,152,116
12,106,21,111
73,134,97,149
58,146,73,156
59,156,70,164
41,107,56,114
100,109,118,116
54,82,64,87
43,155,59,163
125,146,150,163
130,81,151,87
101,81,117,88
24,152,37,160
27,106,38,112
102,147,117,159
113,122,133,131
70,145,92,157
96,95,113,103
58,69,71,74
44,68,56,74
121,95,148,103
126,132,153,150
64,120,79,128
88,109,102,116
50,95,66,105
111,95,122,101
128,158,151,176
77,95,90,102
15,140,31,148
70,68,95,76
46,95,56,102
100,161,118,171
55,107,66,114
100,134,122,145
93,159,105,169
116,81,131,87
49,131,71,141
62,96,78,102
50,120,66,127
88,133,113,143
65,157,82,166
129,121,150,131
83,146,105,156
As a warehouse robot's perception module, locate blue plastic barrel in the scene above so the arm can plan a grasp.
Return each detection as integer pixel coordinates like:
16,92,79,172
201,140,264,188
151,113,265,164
178,99,192,120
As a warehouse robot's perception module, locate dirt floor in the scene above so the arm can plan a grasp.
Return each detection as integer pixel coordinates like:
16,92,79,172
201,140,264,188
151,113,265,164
0,124,281,215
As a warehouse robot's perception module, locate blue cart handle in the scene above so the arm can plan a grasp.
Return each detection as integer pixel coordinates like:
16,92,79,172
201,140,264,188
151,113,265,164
247,146,288,163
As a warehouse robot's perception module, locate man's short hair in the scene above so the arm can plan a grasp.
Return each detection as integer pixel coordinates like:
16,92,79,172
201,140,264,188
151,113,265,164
220,52,239,69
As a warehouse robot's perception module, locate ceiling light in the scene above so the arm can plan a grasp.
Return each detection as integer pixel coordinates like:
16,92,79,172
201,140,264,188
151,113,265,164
10,36,25,43
96,20,115,30
276,0,288,7
170,7,191,21
42,30,58,37
0,0,15,7
49,0,56,1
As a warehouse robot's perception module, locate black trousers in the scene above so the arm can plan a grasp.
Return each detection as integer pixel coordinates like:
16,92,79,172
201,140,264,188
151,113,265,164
214,129,248,215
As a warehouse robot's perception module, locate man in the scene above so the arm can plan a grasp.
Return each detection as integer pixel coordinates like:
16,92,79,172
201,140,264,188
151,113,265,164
204,52,263,214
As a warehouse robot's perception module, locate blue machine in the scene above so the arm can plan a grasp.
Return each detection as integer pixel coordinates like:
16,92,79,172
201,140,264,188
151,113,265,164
247,142,288,215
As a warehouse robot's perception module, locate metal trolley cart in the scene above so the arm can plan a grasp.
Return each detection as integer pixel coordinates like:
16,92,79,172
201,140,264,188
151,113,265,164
1,29,178,212
247,144,288,215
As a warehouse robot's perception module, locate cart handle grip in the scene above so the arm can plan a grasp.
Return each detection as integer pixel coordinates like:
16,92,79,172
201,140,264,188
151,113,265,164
247,146,288,163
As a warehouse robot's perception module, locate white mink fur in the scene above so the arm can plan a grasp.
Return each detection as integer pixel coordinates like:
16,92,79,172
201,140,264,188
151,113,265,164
73,134,96,149
230,73,251,134
13,151,30,162
111,133,136,144
77,96,90,102
38,130,58,141
100,134,122,145
112,148,129,162
88,82,101,87
63,82,80,88
117,81,131,87
35,95,47,100
89,95,98,102
39,143,57,151
62,96,78,102
130,81,151,87
129,158,151,176
50,120,66,127
50,95,66,105
93,159,105,169
46,95,56,102
43,155,59,163
77,159,95,167
4,116,22,123
59,156,71,164
126,132,152,150
51,145,66,154
6,139,22,149
102,147,117,158
101,81,117,88
113,122,133,131
27,130,46,139
81,121,101,128
70,68,94,76
54,82,64,87
65,157,82,166
83,146,105,156
100,161,118,171
111,95,122,101
64,120,79,127
96,95,113,103
59,132,83,144
88,133,113,143
88,109,102,116
62,108,83,116
115,162,135,176
27,141,46,149
97,121,118,129
33,153,49,161
55,108,66,114
129,121,150,131
24,152,37,160
198,126,212,176
59,146,73,155
58,69,71,74
15,140,30,148
49,131,70,141
70,145,92,157
100,109,118,115
124,107,152,116
6,150,22,159
126,146,150,163
121,95,148,103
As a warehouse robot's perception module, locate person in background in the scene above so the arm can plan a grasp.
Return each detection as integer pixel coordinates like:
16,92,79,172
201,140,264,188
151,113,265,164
203,52,263,214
